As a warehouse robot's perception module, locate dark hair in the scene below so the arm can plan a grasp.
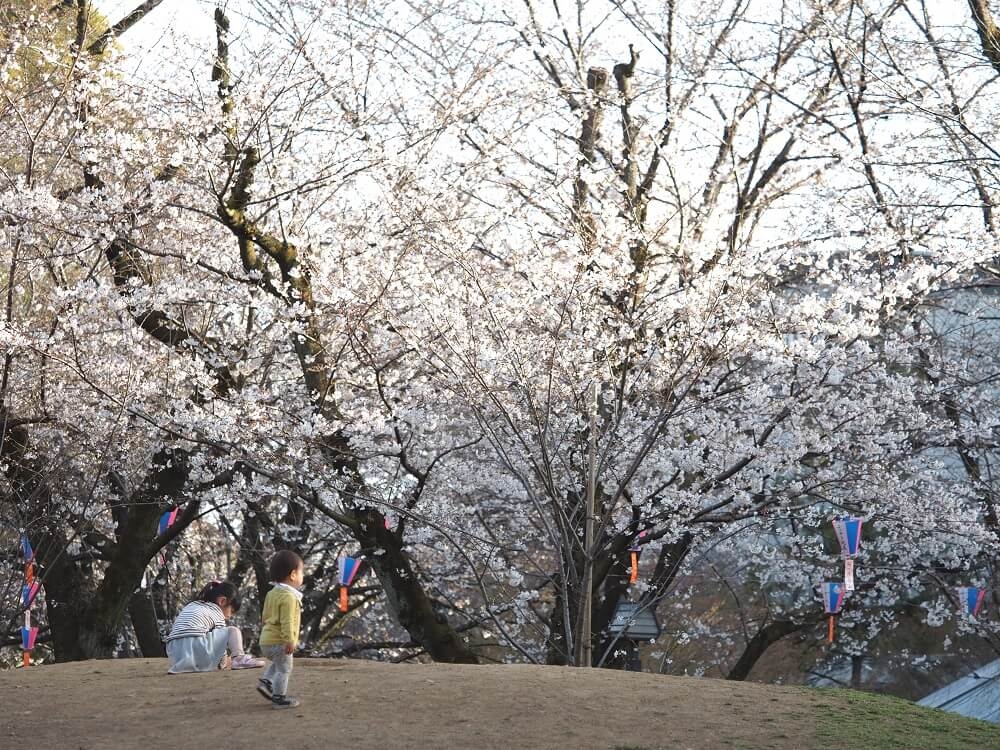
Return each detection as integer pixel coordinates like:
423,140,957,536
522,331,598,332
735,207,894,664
269,550,303,582
197,580,241,612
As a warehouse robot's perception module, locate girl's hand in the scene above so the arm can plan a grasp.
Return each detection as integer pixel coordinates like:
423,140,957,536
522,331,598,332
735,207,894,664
284,643,295,655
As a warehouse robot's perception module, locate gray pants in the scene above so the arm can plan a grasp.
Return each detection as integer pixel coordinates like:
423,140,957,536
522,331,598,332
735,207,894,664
261,644,293,696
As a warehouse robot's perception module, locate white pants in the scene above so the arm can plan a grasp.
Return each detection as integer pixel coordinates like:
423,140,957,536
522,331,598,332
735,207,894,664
166,626,245,673
261,644,293,695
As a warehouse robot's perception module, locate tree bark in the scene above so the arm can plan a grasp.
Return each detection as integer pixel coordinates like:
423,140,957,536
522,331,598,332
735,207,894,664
353,507,477,663
727,619,804,681
71,450,190,658
3,418,191,660
128,592,166,657
208,10,478,664
968,0,1000,73
851,654,864,688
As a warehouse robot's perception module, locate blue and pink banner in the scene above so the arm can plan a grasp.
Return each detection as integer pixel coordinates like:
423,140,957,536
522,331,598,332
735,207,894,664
22,582,40,608
821,581,845,643
158,508,180,535
822,582,845,615
20,626,38,651
339,555,361,587
832,517,863,591
958,586,986,618
338,556,361,612
19,534,38,666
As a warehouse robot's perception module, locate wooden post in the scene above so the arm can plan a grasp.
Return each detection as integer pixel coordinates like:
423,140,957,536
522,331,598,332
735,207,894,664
580,382,598,667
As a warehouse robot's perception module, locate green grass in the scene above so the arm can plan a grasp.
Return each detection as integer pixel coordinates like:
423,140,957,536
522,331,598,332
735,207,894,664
612,687,1000,750
814,689,1000,749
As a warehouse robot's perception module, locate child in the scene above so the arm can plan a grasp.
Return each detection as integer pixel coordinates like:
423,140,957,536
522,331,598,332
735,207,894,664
165,580,265,674
257,549,304,709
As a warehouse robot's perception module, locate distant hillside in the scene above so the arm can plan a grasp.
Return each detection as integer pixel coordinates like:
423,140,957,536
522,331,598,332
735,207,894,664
1,659,998,749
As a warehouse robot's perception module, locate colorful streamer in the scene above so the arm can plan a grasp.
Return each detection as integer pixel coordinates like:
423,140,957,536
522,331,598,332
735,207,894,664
958,586,986,618
822,581,845,643
338,555,361,612
22,582,40,608
832,517,863,591
20,626,38,651
156,507,183,568
158,507,180,536
628,530,648,586
19,534,39,666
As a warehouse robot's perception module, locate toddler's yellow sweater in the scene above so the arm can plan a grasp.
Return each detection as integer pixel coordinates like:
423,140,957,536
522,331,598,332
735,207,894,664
259,585,301,646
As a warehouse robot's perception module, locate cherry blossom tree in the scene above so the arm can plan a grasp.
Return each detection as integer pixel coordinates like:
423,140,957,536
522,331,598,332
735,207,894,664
354,0,1000,668
5,0,1000,684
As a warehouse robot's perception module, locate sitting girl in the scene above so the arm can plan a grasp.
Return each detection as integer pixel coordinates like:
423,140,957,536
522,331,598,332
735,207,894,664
165,580,264,673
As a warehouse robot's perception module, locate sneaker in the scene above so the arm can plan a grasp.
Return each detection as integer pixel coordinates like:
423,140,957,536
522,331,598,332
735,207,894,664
231,654,266,669
256,678,273,701
272,694,301,709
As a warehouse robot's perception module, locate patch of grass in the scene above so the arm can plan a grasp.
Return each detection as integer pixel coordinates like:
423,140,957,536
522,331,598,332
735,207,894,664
813,689,1000,750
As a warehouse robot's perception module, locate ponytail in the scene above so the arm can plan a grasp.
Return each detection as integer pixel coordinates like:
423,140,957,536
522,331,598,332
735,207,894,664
197,579,242,612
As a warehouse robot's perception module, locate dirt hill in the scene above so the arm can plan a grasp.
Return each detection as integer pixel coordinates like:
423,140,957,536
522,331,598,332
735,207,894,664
2,658,998,749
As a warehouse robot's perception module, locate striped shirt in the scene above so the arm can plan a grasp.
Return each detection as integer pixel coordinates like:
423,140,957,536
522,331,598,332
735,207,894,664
165,601,226,641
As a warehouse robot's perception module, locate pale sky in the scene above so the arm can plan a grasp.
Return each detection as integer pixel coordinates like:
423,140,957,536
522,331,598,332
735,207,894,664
94,0,246,50
96,0,215,34
92,0,251,79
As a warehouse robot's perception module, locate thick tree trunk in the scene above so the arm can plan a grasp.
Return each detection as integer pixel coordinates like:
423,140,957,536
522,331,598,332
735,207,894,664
592,558,631,667
851,654,864,688
128,593,166,657
727,619,804,681
4,421,191,661
37,534,100,661
969,0,1000,74
73,450,190,658
2,420,93,659
354,507,478,663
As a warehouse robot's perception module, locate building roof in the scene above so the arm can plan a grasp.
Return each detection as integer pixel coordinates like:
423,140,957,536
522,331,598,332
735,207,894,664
917,658,1000,724
608,600,661,641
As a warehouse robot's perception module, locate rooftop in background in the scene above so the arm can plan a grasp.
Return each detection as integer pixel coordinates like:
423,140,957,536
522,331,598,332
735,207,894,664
917,658,1000,725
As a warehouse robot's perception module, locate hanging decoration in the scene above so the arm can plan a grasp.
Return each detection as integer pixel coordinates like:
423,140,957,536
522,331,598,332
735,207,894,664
20,534,38,667
156,506,182,568
22,582,40,608
821,581,845,643
338,555,361,612
158,507,180,536
957,586,986,618
832,517,863,591
628,530,648,585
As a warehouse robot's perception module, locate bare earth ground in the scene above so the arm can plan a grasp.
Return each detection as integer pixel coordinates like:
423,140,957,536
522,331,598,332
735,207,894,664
0,658,980,750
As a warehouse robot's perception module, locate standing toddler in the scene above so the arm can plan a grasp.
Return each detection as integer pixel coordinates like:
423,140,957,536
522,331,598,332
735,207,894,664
257,550,304,709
